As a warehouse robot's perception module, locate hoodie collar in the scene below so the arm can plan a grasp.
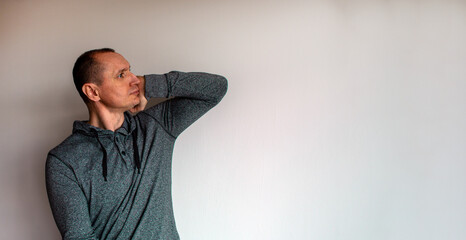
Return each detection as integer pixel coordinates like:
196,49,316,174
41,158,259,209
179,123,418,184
72,111,136,137
71,112,140,182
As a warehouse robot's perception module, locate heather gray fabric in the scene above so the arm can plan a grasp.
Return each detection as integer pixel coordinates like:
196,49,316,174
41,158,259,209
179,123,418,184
46,71,227,240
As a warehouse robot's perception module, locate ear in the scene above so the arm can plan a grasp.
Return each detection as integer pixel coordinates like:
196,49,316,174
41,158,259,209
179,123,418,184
82,83,101,102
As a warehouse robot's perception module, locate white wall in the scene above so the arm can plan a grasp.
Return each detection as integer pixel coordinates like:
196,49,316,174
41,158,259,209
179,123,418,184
1,0,465,239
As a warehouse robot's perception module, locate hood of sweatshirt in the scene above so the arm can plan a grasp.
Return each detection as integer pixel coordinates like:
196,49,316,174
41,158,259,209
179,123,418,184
71,112,141,181
72,112,136,136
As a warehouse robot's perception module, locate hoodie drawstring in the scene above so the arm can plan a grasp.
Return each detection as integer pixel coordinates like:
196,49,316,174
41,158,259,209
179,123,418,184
93,128,141,182
132,128,141,174
93,131,109,181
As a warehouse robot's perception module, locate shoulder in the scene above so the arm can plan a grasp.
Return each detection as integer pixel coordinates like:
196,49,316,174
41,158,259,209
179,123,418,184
47,132,99,168
134,108,177,140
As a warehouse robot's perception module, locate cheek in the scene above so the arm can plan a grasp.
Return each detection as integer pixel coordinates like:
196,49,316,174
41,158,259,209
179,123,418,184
108,87,126,98
99,88,124,103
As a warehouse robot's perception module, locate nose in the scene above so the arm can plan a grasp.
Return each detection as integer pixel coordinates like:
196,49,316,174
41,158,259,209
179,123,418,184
130,72,140,85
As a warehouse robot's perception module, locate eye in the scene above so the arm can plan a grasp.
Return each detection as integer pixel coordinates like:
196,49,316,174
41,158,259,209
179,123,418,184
118,72,125,78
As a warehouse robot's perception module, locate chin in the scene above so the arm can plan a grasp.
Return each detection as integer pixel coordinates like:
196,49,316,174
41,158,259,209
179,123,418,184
128,101,140,110
132,97,141,105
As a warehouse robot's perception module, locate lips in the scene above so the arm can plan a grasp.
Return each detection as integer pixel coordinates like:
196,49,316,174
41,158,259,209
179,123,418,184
130,89,140,95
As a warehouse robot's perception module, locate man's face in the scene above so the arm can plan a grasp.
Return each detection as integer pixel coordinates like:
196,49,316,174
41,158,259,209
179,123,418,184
94,52,141,112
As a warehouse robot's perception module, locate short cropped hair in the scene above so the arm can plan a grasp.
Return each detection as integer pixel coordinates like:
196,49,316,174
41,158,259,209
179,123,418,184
72,48,115,102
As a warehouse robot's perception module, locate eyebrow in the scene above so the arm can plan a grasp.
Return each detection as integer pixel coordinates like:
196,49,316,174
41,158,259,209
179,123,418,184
116,66,131,75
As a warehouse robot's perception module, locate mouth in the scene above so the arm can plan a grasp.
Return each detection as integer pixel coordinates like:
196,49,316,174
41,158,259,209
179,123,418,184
130,89,140,95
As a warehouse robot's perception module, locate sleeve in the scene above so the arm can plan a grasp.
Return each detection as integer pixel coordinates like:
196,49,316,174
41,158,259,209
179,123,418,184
45,154,98,240
141,71,228,138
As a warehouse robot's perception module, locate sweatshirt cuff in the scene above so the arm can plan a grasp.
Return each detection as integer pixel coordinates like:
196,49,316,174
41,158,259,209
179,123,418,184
144,74,169,99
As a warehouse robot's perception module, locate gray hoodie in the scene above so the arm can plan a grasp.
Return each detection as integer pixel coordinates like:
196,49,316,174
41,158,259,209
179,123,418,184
46,71,228,240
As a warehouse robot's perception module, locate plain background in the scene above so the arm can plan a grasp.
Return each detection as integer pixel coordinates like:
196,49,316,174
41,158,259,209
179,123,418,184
1,0,465,239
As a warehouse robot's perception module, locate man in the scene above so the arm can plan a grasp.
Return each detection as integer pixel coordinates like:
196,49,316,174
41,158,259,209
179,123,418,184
46,48,227,239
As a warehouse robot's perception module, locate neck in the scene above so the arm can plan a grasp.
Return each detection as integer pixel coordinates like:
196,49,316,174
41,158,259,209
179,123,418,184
87,103,125,132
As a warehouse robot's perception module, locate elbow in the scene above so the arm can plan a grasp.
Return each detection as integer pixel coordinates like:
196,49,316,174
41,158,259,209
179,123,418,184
205,74,228,106
212,75,228,103
218,75,228,98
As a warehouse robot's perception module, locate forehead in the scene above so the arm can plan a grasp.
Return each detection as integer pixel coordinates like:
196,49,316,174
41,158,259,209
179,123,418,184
94,52,129,73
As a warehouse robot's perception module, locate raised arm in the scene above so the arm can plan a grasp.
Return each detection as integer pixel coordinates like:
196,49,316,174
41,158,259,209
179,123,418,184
137,71,228,138
46,154,98,240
